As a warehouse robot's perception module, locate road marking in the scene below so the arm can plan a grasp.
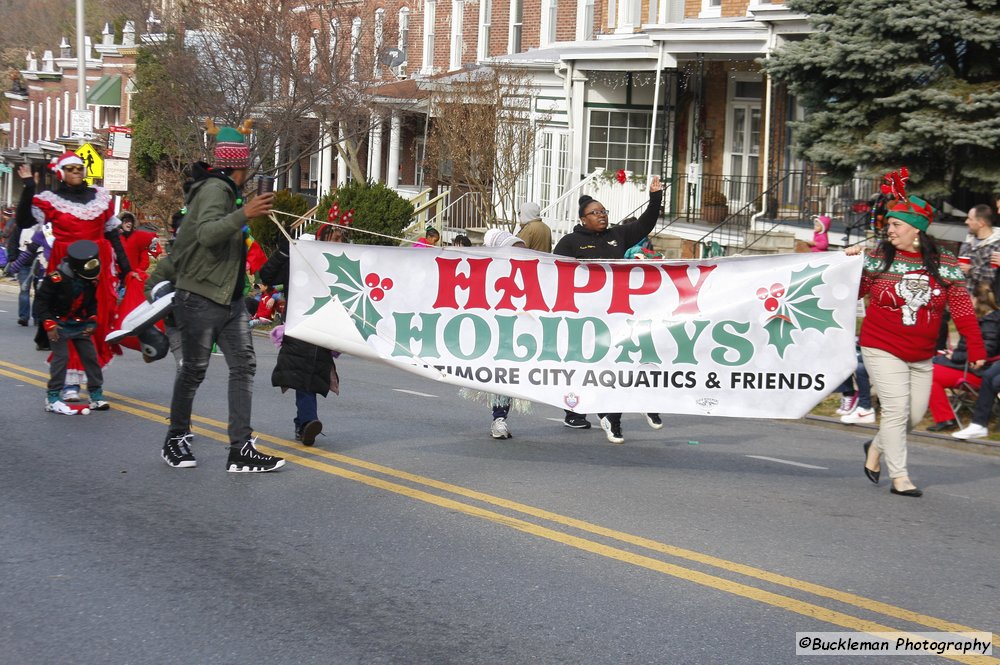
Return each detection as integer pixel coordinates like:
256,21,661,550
1,359,997,659
392,388,438,398
745,455,828,470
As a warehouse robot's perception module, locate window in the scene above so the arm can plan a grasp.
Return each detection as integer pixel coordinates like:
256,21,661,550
329,18,340,58
508,0,522,54
586,109,663,175
477,0,491,60
699,0,721,18
309,29,319,74
374,9,385,77
397,8,409,76
450,0,464,70
422,0,436,74
350,17,362,81
540,0,557,46
289,34,299,95
578,0,595,40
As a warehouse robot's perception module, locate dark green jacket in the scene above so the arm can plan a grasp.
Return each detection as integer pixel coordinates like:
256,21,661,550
169,175,247,305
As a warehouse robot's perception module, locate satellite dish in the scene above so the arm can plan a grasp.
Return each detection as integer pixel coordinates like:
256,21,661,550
379,47,406,68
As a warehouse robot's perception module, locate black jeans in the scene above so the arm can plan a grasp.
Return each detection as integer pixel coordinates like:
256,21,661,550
971,362,1000,426
47,327,102,392
169,290,256,445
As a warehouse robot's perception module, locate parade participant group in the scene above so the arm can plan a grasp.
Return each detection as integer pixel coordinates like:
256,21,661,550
3,131,992,495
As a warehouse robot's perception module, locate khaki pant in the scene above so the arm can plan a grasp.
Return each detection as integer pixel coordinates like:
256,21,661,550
861,347,933,479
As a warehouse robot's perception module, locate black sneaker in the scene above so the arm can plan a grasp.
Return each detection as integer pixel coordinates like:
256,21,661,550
563,414,592,429
299,420,322,446
227,437,285,473
162,433,197,468
645,413,663,430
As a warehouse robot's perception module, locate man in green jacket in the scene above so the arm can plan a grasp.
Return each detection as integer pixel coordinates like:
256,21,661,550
160,122,284,473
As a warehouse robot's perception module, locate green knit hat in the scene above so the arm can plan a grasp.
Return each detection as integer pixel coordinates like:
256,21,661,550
885,195,933,232
207,119,252,169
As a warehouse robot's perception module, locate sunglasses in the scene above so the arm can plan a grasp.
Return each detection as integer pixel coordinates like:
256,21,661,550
62,165,85,173
586,209,610,216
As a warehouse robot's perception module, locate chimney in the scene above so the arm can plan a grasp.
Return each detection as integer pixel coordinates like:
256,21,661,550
27,50,38,71
60,36,72,58
83,36,93,60
122,21,136,46
102,23,115,46
42,50,55,72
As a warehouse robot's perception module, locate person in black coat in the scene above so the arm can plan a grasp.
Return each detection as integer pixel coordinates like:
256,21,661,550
258,223,344,445
552,175,663,444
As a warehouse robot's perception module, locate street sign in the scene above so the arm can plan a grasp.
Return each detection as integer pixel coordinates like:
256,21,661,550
70,110,93,136
107,126,132,159
103,159,129,192
75,143,104,184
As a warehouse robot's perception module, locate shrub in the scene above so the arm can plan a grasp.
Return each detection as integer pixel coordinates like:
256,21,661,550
247,190,312,255
316,180,415,246
703,190,728,206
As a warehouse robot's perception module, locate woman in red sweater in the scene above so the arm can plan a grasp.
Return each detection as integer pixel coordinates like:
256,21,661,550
847,195,985,497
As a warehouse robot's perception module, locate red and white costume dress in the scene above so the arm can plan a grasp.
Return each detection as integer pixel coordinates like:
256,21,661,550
32,186,122,371
115,226,162,352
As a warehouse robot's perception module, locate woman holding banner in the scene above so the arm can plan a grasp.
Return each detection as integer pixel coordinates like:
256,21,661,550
553,175,663,444
847,193,984,497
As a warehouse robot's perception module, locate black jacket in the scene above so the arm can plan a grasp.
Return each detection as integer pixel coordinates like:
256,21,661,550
553,190,663,260
259,249,337,396
934,309,1000,374
34,261,99,327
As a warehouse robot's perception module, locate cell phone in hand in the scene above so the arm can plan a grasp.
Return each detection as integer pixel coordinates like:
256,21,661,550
256,175,276,195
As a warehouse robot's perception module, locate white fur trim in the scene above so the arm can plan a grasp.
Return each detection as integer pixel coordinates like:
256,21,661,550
34,187,113,222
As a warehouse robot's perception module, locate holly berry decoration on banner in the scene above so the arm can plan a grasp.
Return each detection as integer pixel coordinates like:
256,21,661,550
756,267,838,357
616,169,627,185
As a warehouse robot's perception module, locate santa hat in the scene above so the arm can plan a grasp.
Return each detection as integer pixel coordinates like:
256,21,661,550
885,195,933,233
207,119,252,169
50,151,85,180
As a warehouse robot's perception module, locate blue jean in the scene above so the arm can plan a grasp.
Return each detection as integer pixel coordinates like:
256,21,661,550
17,264,33,322
835,359,873,410
169,290,256,445
971,362,1000,426
294,390,318,429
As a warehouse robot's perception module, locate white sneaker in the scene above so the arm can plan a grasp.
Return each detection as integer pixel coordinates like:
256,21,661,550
600,417,624,444
490,417,512,439
45,399,78,415
835,394,859,416
61,387,81,402
952,423,989,440
841,407,875,424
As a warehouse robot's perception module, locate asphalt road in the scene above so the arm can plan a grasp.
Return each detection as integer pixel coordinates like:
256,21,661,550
0,286,997,665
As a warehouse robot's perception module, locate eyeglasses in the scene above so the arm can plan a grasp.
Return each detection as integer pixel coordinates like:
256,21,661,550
586,209,610,217
62,165,85,173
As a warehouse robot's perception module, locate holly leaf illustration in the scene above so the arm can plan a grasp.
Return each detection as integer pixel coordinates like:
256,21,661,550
764,308,796,357
303,252,383,340
762,264,841,356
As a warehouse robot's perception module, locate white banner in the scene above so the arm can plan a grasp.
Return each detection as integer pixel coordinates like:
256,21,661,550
283,242,862,418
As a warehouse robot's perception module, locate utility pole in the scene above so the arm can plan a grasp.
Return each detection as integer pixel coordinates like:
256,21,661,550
76,0,86,109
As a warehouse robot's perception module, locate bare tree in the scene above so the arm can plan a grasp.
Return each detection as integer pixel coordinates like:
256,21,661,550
423,64,549,230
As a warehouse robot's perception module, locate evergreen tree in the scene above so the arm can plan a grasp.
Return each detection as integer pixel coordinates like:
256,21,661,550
765,0,1000,199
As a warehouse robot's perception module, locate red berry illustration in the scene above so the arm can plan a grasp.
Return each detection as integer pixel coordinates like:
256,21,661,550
764,297,779,312
365,272,380,287
370,288,385,301
756,287,769,300
381,277,393,290
770,283,785,298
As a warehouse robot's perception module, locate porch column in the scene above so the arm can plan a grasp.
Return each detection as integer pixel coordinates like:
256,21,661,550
28,102,35,143
320,123,334,197
45,98,52,140
386,111,401,188
369,112,383,183
337,122,348,188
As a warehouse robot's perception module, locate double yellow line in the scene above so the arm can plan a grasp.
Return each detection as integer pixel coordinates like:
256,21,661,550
2,358,996,662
